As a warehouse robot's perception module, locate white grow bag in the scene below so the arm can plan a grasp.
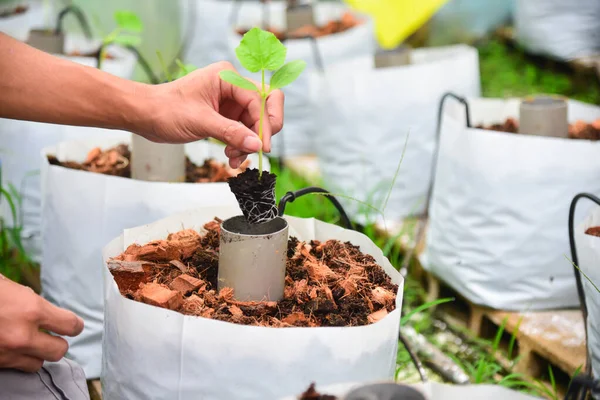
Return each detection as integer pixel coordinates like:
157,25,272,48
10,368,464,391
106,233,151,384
314,45,481,224
0,37,137,261
41,138,265,379
515,0,600,61
0,1,34,41
101,206,403,400
575,206,600,378
227,1,375,157
421,97,600,310
280,381,542,400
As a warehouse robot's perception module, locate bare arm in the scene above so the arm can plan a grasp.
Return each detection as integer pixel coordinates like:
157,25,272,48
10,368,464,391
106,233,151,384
0,33,285,167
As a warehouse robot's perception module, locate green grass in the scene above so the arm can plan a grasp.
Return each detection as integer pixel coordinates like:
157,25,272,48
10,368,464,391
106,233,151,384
478,38,600,104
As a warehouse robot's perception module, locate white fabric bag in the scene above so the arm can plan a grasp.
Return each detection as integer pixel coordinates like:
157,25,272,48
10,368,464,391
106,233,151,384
41,138,265,379
314,45,481,225
227,1,375,157
101,207,403,400
421,98,600,310
0,1,34,41
0,36,137,261
183,0,236,68
515,0,600,61
575,206,600,378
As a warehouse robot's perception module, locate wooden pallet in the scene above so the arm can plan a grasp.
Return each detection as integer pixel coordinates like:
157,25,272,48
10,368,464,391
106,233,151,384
88,380,102,400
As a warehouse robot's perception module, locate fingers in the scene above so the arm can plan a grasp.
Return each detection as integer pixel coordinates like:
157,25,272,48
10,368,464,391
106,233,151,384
38,298,84,337
224,146,249,169
24,332,68,362
216,62,284,154
205,111,262,153
0,352,44,373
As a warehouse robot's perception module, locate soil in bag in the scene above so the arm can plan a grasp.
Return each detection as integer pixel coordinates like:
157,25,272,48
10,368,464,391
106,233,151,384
477,118,600,140
0,5,27,18
237,11,362,40
109,218,398,328
47,144,251,183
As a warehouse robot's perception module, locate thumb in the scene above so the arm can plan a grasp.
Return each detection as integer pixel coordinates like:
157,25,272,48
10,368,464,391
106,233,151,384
204,111,262,153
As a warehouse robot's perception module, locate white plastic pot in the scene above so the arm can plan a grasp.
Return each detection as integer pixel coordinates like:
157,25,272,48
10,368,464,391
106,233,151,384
41,138,265,379
574,206,600,378
0,35,137,261
421,97,600,310
279,381,542,400
227,1,375,157
314,45,481,225
101,207,403,400
515,0,600,61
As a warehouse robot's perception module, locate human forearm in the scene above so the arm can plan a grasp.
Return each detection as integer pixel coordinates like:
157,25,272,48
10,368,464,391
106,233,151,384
0,33,151,132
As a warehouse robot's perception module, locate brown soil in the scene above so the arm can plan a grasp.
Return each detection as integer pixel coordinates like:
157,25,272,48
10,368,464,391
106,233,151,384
47,144,250,183
299,383,337,400
0,5,27,18
109,217,398,328
237,12,362,40
586,227,600,237
477,118,600,140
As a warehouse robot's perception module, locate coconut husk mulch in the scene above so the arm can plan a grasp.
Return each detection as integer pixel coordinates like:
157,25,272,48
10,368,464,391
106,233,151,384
586,227,600,237
108,218,398,328
47,144,250,183
476,118,600,140
237,11,362,41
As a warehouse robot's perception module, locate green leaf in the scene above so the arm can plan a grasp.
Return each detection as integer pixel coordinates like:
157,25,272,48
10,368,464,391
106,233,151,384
269,60,306,90
111,34,142,47
235,27,286,73
114,10,143,33
219,70,258,91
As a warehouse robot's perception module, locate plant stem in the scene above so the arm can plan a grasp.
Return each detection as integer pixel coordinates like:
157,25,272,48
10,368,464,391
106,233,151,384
258,69,266,179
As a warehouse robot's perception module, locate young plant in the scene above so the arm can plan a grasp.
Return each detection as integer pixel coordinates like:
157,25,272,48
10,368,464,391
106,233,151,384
219,27,306,178
98,10,143,69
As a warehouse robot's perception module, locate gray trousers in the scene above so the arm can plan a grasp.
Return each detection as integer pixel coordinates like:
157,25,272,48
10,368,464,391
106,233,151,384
0,358,90,400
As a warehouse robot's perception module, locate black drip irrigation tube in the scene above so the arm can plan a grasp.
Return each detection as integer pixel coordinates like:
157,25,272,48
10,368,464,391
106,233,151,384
568,192,600,377
564,374,600,400
399,92,471,275
96,43,160,85
56,5,93,39
278,187,428,383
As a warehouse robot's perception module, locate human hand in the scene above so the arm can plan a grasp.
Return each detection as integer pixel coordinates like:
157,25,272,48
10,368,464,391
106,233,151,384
138,61,285,169
0,276,84,372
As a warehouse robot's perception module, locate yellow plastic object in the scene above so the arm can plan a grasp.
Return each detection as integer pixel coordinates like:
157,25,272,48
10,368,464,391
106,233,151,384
345,0,449,49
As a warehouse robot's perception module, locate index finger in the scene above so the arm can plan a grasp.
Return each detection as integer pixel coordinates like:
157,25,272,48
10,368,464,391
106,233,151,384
38,298,84,337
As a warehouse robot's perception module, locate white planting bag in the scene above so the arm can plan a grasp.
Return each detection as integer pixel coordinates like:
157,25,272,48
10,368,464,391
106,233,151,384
279,381,542,400
515,0,600,61
0,1,34,41
183,0,236,68
42,138,265,379
0,36,137,261
228,1,375,157
575,207,600,378
314,45,481,224
421,98,600,310
101,207,403,400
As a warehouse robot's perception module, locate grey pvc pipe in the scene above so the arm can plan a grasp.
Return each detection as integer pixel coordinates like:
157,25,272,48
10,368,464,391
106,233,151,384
27,30,65,54
374,46,411,69
286,4,315,32
218,216,289,302
519,95,569,138
130,134,186,182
